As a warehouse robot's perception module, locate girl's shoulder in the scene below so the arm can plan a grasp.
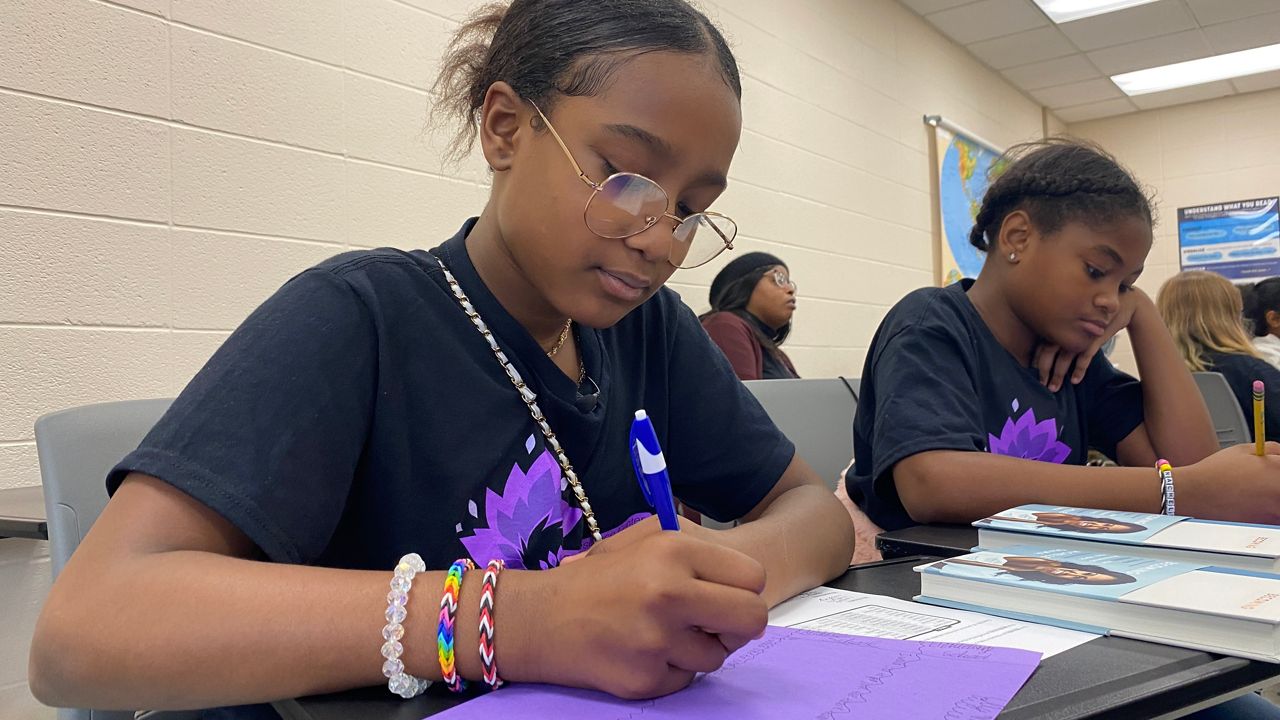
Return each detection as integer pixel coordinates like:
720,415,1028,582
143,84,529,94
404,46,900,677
243,248,464,344
1205,350,1280,381
303,247,456,307
1253,337,1280,371
313,247,441,282
699,310,751,331
878,282,980,343
1207,348,1271,367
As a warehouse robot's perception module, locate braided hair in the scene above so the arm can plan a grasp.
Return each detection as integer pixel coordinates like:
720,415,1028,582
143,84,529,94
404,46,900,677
969,138,1153,253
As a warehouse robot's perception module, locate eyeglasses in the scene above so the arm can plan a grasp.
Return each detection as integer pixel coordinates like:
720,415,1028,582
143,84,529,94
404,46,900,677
772,270,797,292
530,102,737,270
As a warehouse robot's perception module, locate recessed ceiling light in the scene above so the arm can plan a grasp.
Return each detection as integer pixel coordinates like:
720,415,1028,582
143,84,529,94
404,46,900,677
1112,43,1280,96
1031,0,1159,24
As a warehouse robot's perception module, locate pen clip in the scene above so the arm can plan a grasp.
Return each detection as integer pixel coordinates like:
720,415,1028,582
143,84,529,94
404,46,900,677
630,426,657,506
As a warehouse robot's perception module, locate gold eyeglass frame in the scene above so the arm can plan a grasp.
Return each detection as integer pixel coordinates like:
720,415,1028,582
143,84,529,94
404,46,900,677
529,101,736,269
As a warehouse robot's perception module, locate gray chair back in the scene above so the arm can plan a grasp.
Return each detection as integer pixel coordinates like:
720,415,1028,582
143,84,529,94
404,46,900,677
744,377,859,490
1192,371,1251,448
34,398,174,720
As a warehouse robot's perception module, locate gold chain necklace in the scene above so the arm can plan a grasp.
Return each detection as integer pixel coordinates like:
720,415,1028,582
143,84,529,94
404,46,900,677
546,319,572,358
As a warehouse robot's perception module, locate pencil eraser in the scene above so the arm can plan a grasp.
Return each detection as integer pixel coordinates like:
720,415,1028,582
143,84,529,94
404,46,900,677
1255,380,1265,393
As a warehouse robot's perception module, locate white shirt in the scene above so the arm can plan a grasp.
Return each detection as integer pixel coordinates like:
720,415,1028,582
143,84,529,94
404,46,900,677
1254,335,1280,371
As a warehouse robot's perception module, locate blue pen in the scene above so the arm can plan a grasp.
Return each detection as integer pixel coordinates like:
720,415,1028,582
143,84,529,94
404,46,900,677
630,409,680,531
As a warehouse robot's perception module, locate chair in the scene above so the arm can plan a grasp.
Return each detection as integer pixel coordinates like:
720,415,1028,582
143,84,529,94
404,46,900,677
34,398,176,720
1192,371,1251,448
744,377,859,490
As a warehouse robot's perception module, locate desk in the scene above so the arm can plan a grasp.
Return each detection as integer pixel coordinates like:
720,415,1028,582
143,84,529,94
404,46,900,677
0,485,48,540
877,523,976,559
274,557,1280,720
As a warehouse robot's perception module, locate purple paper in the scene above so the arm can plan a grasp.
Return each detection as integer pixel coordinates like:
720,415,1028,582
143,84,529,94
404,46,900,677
430,626,1041,720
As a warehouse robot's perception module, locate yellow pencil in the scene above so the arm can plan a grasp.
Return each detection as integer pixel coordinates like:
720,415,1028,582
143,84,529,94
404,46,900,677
1254,380,1266,456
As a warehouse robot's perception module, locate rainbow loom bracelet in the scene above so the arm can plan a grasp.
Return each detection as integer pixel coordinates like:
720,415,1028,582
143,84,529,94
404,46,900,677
478,559,506,690
438,558,475,692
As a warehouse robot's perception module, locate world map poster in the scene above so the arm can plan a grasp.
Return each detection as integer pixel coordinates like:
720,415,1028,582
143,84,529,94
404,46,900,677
933,125,1005,286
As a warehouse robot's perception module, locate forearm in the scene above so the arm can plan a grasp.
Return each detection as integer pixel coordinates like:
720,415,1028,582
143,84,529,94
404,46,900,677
896,451,1163,524
32,551,388,709
721,485,854,606
30,550,543,710
1127,300,1218,464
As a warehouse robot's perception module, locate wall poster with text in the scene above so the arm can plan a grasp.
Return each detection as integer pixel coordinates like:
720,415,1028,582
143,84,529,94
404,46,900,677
1178,197,1280,281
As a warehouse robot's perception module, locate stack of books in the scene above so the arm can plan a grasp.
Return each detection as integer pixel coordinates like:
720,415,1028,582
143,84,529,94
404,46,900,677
915,505,1280,661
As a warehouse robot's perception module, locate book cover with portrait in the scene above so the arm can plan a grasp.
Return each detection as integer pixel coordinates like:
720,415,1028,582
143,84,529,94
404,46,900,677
974,505,1280,573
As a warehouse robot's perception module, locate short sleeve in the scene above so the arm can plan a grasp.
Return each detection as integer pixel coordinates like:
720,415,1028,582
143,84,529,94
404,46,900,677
1077,353,1143,459
865,326,988,484
664,304,794,521
107,268,378,564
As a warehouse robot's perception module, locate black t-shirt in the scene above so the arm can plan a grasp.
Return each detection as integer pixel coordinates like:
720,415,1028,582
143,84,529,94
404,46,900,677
846,280,1144,531
1204,351,1280,442
108,218,793,573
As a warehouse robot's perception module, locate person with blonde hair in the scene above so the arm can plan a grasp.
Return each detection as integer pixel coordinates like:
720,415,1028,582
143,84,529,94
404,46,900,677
1157,270,1280,443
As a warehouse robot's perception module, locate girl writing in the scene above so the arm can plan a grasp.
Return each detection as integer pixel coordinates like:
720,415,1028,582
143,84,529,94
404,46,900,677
30,2,854,715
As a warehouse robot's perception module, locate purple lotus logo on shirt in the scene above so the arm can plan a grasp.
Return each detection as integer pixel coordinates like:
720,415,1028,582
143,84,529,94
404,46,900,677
456,434,650,570
988,399,1071,464
458,444,584,570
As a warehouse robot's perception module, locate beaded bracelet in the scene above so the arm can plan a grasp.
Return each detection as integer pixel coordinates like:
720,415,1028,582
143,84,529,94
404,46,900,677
478,559,506,690
438,558,475,692
1156,459,1176,516
381,553,432,698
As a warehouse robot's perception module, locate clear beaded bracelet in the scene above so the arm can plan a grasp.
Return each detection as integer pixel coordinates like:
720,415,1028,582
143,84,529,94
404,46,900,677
381,553,432,698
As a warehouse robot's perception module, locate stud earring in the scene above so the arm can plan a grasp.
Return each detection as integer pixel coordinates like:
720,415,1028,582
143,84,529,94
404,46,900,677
1008,252,1018,263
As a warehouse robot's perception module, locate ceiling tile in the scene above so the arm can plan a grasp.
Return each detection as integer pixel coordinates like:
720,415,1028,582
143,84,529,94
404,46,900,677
1202,11,1280,54
1030,77,1124,107
903,0,978,14
1057,0,1196,52
1185,0,1280,26
1086,30,1213,75
1003,53,1101,89
968,26,1077,69
898,0,1278,120
1129,80,1235,109
1231,69,1280,94
925,0,1048,45
1052,97,1139,123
